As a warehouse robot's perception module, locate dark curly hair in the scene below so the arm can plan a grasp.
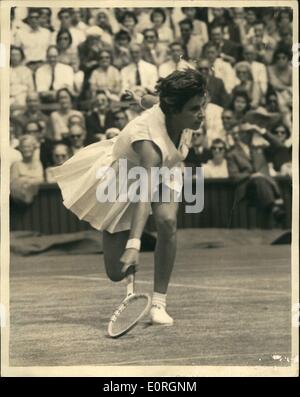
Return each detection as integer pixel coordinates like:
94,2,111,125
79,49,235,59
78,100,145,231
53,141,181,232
155,69,207,115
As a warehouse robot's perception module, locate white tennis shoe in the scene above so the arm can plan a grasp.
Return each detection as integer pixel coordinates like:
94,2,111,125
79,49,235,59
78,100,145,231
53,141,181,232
150,304,174,326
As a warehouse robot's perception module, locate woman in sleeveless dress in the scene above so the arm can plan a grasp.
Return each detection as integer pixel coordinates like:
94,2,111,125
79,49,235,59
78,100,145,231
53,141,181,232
53,69,207,325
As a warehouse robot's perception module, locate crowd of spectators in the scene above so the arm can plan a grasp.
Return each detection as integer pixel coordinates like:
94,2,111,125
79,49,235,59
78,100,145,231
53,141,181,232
9,7,293,215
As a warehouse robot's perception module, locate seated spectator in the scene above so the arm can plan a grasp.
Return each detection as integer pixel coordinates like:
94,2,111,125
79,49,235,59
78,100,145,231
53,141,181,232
55,8,86,50
267,46,292,114
68,125,86,156
203,42,236,94
113,30,132,70
204,102,225,146
45,143,70,183
140,28,168,67
11,135,44,204
38,8,55,32
150,8,174,45
71,8,88,33
208,8,241,44
12,92,49,138
49,88,84,141
184,126,211,172
233,61,262,108
265,124,292,173
243,44,268,96
178,19,204,62
248,21,277,64
24,120,54,169
107,107,129,130
10,46,34,108
95,9,114,47
180,7,209,43
56,28,79,67
159,42,194,78
35,45,75,101
89,50,122,96
220,109,238,148
105,127,121,140
196,58,229,108
135,8,153,33
9,123,22,166
85,90,111,144
276,8,293,33
203,138,229,178
121,43,158,93
68,114,86,130
120,11,143,45
13,8,52,69
227,122,285,221
229,90,251,122
238,8,257,46
277,25,293,49
209,23,241,64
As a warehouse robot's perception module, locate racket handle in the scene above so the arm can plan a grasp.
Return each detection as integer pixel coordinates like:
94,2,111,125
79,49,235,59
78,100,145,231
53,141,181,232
126,273,135,296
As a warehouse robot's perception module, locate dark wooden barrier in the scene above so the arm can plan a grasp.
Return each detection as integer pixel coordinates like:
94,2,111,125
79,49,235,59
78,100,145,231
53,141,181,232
10,178,292,234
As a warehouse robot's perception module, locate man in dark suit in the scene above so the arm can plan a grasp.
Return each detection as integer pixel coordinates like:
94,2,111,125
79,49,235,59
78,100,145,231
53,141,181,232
185,128,211,174
196,58,230,108
84,90,111,144
227,123,285,219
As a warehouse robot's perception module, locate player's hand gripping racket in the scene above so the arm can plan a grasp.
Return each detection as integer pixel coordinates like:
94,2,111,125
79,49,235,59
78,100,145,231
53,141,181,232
107,267,151,338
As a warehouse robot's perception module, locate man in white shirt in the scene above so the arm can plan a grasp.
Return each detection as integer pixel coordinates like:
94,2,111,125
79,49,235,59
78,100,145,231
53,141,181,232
248,21,277,64
203,42,237,94
243,44,268,95
14,8,52,64
178,19,205,63
159,42,194,78
35,45,74,99
121,43,158,93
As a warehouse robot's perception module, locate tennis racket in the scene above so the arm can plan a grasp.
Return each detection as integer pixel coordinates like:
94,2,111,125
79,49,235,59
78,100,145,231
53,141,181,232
107,273,151,338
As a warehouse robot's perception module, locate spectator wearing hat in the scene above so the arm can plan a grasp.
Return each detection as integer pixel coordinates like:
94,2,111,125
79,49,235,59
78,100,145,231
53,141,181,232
35,45,75,101
113,30,132,70
120,11,143,45
233,61,262,109
150,8,174,46
203,138,229,178
10,46,34,108
121,43,158,93
89,49,122,96
203,42,236,94
178,19,205,62
140,28,168,67
196,58,229,108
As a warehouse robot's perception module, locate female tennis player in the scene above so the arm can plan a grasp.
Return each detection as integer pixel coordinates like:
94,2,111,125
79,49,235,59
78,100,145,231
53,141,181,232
53,69,207,327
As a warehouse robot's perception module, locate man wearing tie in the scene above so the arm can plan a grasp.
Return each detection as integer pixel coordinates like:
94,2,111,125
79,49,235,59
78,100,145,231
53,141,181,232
35,45,75,102
121,43,158,93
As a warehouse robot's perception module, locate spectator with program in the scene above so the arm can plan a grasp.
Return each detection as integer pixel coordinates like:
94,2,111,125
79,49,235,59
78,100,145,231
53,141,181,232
10,46,35,108
121,43,158,92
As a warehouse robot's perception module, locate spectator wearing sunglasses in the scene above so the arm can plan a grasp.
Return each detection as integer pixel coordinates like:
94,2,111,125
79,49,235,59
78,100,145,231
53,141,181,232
89,49,122,96
159,42,195,78
45,143,71,183
265,124,292,174
140,28,168,67
203,138,229,178
185,126,211,173
69,124,86,156
196,58,229,108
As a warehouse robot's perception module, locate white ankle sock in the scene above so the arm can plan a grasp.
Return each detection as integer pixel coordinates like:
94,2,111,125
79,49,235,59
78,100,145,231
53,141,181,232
152,292,167,308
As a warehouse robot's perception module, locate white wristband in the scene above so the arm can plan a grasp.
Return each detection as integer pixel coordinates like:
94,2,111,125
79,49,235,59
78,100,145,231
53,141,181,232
126,238,141,251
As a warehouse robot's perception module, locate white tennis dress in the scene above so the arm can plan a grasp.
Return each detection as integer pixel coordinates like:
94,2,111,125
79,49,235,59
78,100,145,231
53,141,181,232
52,104,192,233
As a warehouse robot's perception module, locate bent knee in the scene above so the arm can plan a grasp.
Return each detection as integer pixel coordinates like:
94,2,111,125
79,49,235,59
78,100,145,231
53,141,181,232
156,216,177,238
105,266,125,283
